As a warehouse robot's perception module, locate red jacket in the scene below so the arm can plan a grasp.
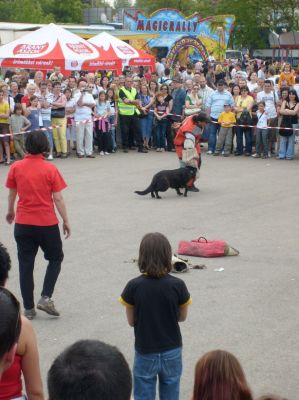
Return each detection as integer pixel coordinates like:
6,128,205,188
174,116,202,159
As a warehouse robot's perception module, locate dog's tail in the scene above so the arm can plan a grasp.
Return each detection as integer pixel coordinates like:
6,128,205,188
134,185,152,196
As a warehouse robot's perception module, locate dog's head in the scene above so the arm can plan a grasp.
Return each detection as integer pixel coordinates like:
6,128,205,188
186,166,197,178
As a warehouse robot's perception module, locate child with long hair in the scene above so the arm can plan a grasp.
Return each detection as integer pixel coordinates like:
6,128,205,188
95,91,111,155
192,350,253,400
154,92,169,151
120,232,191,400
106,88,117,152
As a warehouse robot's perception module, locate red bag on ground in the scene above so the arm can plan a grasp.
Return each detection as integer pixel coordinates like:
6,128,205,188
178,237,239,258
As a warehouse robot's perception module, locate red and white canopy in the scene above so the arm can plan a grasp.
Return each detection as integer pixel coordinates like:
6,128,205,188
88,32,155,70
0,23,122,72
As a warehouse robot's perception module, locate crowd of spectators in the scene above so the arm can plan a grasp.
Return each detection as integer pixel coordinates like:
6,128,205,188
0,58,298,164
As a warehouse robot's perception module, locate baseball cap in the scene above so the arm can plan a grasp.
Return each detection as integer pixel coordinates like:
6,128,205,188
217,79,225,85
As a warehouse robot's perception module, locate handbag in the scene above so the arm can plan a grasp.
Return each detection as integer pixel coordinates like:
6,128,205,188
51,107,65,119
177,237,239,258
279,115,293,137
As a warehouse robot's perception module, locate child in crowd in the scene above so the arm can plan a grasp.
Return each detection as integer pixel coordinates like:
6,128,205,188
0,89,11,164
154,92,169,152
65,88,76,154
253,101,269,158
10,103,31,159
107,88,117,152
120,232,191,400
27,95,41,131
95,91,111,155
214,104,236,156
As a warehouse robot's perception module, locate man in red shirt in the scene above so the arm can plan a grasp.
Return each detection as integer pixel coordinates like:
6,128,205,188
5,130,71,320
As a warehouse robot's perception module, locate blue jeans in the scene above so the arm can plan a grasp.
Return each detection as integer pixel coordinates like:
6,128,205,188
236,126,252,154
108,115,116,149
134,347,182,400
42,119,53,149
208,120,220,152
279,134,295,159
140,113,154,140
156,119,168,148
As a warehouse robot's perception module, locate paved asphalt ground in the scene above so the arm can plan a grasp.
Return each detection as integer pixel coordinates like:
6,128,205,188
0,148,298,399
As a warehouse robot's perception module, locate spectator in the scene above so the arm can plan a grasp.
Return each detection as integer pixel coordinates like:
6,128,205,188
253,101,269,158
139,83,155,150
118,76,147,153
49,66,63,82
0,243,44,400
27,95,41,131
0,89,11,165
198,75,214,112
51,81,67,158
185,84,202,115
278,63,295,88
48,340,132,400
278,90,299,160
0,287,21,379
10,103,31,160
95,91,111,155
192,349,253,400
214,103,236,156
158,67,172,86
120,232,191,400
106,87,118,152
38,81,54,160
9,82,24,104
234,86,254,156
206,80,234,154
171,78,186,121
5,130,71,320
257,80,278,155
154,91,170,151
65,88,76,155
215,64,226,83
74,79,96,158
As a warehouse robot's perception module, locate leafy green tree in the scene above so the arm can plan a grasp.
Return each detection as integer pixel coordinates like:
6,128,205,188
114,0,132,9
12,0,53,23
134,0,197,15
40,0,83,23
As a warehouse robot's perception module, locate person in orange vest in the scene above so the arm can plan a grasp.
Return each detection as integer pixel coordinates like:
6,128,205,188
174,113,210,191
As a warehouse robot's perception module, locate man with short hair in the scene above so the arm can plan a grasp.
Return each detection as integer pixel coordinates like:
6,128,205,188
74,79,96,158
48,340,132,400
118,76,147,153
257,80,278,154
172,78,186,120
158,68,172,86
206,80,234,154
0,287,21,379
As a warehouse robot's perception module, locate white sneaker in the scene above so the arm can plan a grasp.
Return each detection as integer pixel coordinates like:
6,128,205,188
47,154,53,161
100,151,104,156
207,150,213,155
104,152,110,155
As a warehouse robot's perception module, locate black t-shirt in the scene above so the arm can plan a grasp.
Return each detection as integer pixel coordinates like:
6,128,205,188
13,93,24,104
121,274,191,354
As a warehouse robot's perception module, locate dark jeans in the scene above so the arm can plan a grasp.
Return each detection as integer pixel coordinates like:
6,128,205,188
208,119,220,152
95,122,112,153
14,223,64,309
119,114,143,150
156,119,168,148
236,126,252,154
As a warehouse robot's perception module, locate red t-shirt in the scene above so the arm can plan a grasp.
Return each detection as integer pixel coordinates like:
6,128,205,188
6,154,67,226
21,96,30,107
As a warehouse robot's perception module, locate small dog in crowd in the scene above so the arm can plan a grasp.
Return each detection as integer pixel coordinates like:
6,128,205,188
135,166,197,199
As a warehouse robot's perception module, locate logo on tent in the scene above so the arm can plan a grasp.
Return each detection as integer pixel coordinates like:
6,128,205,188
13,43,49,55
116,45,135,55
66,43,93,54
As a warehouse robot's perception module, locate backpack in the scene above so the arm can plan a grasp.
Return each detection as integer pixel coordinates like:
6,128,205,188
238,110,252,125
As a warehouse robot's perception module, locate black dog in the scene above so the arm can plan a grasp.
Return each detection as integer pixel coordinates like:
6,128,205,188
135,166,197,199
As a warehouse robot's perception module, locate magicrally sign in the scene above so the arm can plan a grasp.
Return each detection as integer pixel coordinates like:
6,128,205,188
124,9,235,62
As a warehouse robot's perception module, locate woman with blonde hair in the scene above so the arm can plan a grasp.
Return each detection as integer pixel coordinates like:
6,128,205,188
192,350,253,400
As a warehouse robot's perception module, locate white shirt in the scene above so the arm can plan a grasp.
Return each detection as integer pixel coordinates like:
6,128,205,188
155,62,165,78
74,92,95,121
256,91,277,119
247,81,258,93
256,110,268,128
198,86,214,110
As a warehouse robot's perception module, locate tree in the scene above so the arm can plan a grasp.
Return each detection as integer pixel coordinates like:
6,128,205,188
114,0,132,10
40,0,83,23
11,0,53,23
